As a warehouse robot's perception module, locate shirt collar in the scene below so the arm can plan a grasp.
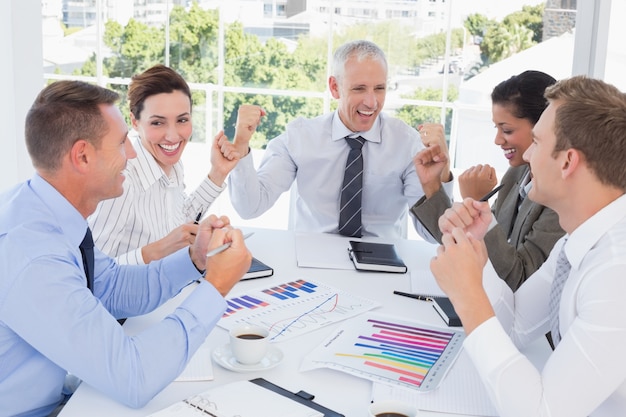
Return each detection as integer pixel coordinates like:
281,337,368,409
564,193,626,270
130,134,185,191
331,110,383,144
518,167,532,199
31,173,88,247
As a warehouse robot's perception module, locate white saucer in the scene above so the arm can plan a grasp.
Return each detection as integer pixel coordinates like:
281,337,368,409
212,343,283,372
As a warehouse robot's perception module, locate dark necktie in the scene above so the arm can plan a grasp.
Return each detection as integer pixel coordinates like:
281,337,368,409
548,240,570,347
339,136,365,237
80,228,95,293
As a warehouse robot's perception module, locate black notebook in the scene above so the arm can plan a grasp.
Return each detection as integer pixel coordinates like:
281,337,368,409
242,256,274,280
432,296,462,327
347,241,408,274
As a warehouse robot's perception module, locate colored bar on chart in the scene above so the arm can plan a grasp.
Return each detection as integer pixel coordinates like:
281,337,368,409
263,288,289,300
332,318,457,388
241,295,269,307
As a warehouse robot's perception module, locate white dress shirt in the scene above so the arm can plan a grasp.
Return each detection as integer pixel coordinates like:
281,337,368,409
464,193,626,417
89,135,225,264
228,111,453,240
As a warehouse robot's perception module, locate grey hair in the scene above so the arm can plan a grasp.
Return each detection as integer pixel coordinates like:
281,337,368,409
332,40,388,82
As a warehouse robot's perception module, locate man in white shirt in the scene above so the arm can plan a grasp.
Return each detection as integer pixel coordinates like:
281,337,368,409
218,40,453,240
430,76,626,416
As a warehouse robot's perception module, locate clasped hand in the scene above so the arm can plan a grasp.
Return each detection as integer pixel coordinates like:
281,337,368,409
438,198,493,240
413,123,451,197
190,214,252,296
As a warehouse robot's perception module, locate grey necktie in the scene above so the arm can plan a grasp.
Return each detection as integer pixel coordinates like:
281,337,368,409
548,240,570,347
338,136,365,237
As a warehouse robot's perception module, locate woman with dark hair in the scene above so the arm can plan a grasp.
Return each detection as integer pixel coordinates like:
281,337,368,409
89,64,238,265
413,70,565,291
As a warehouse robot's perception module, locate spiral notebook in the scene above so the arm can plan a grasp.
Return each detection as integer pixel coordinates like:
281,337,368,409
147,378,343,417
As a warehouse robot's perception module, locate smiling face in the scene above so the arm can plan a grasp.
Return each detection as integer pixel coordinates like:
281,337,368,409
523,101,566,210
492,103,535,167
132,90,192,175
92,104,136,202
329,55,387,133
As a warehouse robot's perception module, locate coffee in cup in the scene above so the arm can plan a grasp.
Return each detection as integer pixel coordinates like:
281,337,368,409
229,324,269,365
368,400,418,417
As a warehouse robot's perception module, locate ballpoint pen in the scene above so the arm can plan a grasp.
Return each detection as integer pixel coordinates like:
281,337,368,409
478,183,504,202
194,211,203,225
206,232,255,257
393,290,435,302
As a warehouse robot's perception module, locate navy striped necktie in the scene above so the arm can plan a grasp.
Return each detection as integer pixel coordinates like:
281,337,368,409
339,136,365,237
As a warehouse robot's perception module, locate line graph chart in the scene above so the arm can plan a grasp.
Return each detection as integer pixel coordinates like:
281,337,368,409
218,279,380,341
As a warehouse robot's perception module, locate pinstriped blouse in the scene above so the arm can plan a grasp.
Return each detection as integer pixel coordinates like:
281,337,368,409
88,135,225,264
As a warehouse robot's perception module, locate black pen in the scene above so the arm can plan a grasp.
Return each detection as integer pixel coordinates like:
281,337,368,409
393,290,434,302
479,183,504,202
194,211,203,225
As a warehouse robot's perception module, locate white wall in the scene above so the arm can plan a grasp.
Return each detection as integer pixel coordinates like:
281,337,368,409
1,0,42,193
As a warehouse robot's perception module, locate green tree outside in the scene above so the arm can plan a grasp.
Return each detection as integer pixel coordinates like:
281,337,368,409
466,4,544,72
75,2,467,148
395,85,459,139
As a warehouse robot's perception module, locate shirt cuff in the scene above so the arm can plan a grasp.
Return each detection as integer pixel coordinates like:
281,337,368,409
487,215,498,232
230,150,256,178
163,247,206,287
177,280,228,333
464,316,520,380
441,173,455,199
204,176,227,192
195,176,226,205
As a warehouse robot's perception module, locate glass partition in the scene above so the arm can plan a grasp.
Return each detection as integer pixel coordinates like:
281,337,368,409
42,0,577,173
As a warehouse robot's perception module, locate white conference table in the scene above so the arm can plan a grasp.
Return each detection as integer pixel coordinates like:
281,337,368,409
60,227,550,417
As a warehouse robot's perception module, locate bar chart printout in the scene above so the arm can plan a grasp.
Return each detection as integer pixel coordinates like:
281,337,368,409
301,313,465,391
218,279,380,342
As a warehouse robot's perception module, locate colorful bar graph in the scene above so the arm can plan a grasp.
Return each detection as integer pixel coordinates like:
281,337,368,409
223,279,320,318
305,313,465,391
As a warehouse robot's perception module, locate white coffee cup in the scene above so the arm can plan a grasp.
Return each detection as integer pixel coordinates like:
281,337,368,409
368,400,419,417
229,324,269,365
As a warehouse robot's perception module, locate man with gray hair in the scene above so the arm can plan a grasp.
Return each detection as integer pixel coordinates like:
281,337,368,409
220,39,453,240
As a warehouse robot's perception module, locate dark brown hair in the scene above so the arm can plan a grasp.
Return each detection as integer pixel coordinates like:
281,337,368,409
128,65,192,120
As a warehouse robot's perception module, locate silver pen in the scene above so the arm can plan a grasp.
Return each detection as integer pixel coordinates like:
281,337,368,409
205,232,254,257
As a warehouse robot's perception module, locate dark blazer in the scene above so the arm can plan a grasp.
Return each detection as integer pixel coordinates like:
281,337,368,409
411,165,565,291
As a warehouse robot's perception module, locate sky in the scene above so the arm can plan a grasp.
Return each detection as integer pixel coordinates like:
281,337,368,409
454,0,547,21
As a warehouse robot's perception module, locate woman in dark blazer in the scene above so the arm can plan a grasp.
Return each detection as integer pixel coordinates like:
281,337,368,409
412,70,565,291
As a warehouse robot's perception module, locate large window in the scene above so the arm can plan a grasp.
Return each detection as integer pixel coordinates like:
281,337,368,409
0,0,621,230
42,0,565,176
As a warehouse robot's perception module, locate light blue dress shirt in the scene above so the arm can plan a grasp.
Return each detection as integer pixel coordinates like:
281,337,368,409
0,175,227,416
228,111,453,240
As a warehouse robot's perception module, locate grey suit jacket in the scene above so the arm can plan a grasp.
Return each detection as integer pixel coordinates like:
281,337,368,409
411,165,565,291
